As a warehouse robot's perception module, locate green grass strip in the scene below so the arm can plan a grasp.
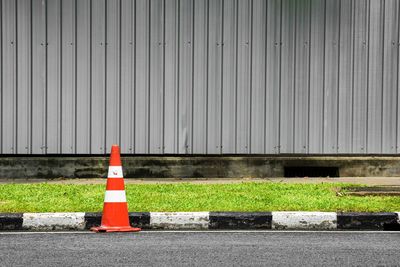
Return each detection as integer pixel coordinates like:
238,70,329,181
0,183,399,212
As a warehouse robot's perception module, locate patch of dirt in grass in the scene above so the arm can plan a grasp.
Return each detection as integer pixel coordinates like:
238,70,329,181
342,186,400,196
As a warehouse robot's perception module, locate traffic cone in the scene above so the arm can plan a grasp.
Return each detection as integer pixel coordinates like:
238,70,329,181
91,145,141,232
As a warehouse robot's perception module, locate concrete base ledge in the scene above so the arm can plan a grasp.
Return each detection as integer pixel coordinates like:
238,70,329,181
1,156,400,178
0,212,398,231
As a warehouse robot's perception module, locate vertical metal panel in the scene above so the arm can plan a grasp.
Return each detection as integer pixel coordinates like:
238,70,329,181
32,0,46,154
178,0,193,154
105,0,121,152
221,0,237,153
76,0,91,154
250,0,266,154
17,0,32,154
0,0,2,152
236,0,251,153
293,0,310,153
91,0,106,154
164,0,178,153
120,0,135,153
338,0,354,153
61,0,76,153
367,0,384,153
352,0,369,153
309,0,325,153
2,0,16,153
149,0,164,153
207,0,223,154
280,0,296,153
383,0,399,153
192,0,208,153
2,0,400,155
135,0,150,153
47,0,61,153
265,0,281,154
323,0,340,153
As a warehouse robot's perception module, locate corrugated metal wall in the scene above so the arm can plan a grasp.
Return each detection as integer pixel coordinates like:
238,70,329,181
0,0,399,155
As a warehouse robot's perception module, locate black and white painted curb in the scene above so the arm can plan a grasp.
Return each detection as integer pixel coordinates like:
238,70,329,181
0,212,399,231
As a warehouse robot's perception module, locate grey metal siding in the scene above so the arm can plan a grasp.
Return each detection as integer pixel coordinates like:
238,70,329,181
1,0,400,155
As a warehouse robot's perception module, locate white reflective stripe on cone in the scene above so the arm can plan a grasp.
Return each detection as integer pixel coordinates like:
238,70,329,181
107,166,123,178
104,190,127,203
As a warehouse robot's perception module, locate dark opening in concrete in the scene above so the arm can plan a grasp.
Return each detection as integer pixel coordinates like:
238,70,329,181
284,166,339,177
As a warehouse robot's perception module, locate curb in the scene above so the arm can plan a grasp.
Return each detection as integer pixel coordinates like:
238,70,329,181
0,212,399,231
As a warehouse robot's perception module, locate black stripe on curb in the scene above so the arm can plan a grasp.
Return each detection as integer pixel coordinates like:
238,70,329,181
337,212,399,230
0,213,23,230
84,212,151,230
209,212,272,229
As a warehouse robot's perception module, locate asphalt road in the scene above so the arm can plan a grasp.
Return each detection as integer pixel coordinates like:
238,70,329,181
1,231,399,266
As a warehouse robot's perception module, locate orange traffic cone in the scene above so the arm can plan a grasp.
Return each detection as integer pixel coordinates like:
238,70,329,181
91,145,141,232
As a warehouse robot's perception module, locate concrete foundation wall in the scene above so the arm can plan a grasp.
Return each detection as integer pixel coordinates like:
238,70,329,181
0,156,400,178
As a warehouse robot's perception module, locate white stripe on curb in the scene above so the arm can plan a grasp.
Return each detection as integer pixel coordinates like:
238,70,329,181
107,166,123,178
397,212,400,224
272,212,337,230
104,190,127,203
150,212,210,230
22,213,86,230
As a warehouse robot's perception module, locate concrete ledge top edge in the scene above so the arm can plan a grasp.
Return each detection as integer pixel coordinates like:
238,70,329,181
1,156,400,160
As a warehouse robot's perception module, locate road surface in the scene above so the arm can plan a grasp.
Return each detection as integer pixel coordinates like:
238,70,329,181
1,231,399,266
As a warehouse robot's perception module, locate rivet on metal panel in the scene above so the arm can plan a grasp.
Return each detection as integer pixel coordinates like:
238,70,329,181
10,41,14,45
70,42,73,45
129,42,133,45
216,42,220,46
188,41,191,45
25,147,28,150
274,42,278,46
158,42,162,46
